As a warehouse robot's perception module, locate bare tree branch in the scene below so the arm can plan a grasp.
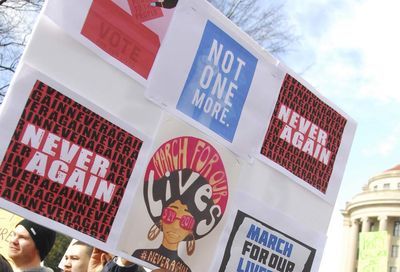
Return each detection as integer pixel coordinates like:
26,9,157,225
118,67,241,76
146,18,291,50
0,0,43,104
0,64,15,72
0,84,10,92
207,0,298,55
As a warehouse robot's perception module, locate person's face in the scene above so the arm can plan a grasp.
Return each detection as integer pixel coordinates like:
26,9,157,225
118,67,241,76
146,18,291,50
8,225,38,265
162,200,193,245
63,244,90,272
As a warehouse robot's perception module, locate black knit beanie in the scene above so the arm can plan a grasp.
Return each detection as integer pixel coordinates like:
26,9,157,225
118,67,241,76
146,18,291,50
17,219,56,261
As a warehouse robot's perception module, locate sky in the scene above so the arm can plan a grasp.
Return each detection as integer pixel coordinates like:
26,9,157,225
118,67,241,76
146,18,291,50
0,2,39,103
274,0,400,270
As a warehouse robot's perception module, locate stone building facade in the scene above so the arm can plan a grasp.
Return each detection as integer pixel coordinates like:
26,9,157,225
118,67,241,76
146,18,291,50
342,166,400,272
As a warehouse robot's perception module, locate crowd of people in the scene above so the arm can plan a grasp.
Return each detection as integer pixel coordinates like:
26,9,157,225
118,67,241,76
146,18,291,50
0,219,170,272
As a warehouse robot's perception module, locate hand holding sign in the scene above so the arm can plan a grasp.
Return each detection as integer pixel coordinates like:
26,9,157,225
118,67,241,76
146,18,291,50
128,0,164,22
151,0,179,9
87,248,113,272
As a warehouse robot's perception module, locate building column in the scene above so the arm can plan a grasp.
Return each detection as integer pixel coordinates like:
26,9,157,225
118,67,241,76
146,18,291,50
361,217,371,232
379,215,388,231
347,219,360,272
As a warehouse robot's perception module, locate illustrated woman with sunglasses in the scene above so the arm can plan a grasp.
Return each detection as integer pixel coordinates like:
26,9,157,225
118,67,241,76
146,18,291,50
161,199,196,255
132,137,229,272
133,198,195,272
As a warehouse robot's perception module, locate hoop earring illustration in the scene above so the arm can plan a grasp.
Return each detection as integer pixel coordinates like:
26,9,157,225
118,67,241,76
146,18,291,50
186,233,195,256
148,221,162,241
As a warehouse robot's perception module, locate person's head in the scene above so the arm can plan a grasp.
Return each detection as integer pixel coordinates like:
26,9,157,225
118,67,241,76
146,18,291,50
161,199,195,246
145,169,213,249
63,240,93,272
8,219,56,269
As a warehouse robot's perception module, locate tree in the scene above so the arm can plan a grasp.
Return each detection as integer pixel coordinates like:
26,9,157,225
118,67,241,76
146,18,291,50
207,0,296,55
44,233,72,271
0,0,43,103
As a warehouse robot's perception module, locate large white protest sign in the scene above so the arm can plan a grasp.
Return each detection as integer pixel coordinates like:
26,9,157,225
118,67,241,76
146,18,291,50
0,0,356,270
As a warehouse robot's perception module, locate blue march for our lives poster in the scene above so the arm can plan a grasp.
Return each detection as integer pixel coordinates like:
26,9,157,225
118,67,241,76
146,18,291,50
177,21,257,142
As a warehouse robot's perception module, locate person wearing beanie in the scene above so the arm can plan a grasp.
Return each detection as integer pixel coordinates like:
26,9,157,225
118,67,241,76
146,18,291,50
8,219,56,272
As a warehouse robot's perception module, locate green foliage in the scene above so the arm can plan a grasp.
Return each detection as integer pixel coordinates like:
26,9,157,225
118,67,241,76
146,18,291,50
44,233,71,271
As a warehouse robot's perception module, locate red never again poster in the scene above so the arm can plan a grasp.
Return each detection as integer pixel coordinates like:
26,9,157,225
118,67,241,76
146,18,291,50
0,67,144,242
261,73,347,194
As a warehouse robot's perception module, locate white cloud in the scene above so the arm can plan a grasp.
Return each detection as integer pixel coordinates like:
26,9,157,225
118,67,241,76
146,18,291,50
361,124,400,157
282,0,400,104
314,0,400,102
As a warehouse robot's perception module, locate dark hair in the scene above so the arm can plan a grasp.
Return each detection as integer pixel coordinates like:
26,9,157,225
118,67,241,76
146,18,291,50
144,168,222,240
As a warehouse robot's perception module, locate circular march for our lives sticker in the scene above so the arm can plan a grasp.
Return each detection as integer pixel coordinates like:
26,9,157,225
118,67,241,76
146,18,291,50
144,136,228,239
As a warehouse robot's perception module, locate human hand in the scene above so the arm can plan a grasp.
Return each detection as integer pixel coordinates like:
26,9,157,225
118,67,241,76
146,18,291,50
87,248,113,272
150,0,178,9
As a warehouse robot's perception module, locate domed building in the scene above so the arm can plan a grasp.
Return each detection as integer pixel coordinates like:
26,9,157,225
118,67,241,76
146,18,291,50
342,165,400,272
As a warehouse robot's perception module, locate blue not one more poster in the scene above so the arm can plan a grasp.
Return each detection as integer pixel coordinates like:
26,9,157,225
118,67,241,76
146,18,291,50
177,21,257,142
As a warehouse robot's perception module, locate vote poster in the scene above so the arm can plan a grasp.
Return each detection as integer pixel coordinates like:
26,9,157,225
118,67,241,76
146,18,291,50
0,65,148,243
44,0,178,85
218,210,316,272
146,0,283,158
117,114,241,272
